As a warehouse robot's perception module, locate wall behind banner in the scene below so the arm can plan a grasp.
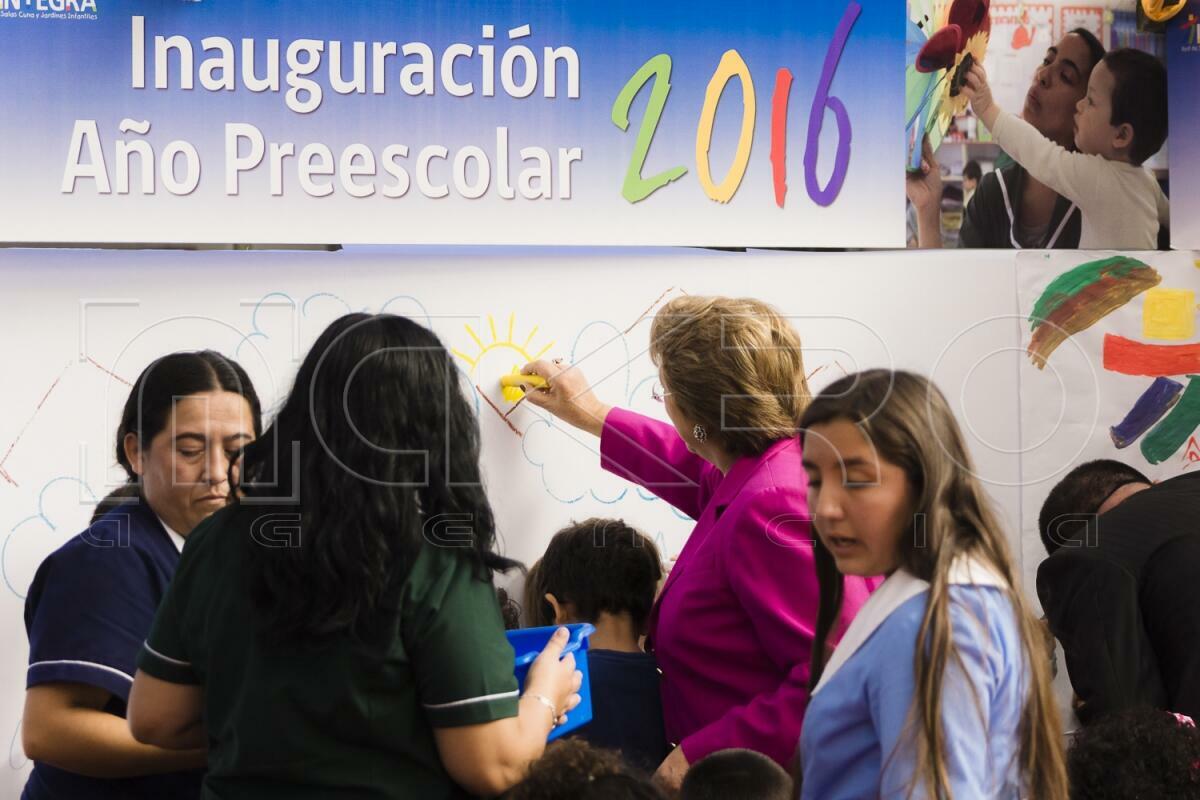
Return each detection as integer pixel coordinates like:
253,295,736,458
2,246,1033,789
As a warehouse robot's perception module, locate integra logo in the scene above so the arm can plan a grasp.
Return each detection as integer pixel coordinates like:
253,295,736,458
0,0,99,14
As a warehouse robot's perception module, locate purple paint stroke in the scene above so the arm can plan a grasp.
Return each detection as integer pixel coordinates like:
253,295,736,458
805,1,861,206
1110,376,1184,448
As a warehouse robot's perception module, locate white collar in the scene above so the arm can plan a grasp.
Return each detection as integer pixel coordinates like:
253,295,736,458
813,557,1009,695
155,515,187,554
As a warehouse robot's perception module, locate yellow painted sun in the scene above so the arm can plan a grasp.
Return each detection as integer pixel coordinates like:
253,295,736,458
452,313,554,402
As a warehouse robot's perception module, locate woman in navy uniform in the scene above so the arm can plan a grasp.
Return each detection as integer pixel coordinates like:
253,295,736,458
21,350,262,799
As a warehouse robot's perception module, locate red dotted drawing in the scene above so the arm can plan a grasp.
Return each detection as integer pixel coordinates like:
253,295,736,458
0,357,128,488
1182,436,1200,471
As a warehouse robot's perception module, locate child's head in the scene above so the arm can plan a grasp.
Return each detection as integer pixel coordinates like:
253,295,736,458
1074,48,1167,165
680,749,792,800
799,369,985,579
1067,708,1200,799
962,160,982,193
503,739,666,800
536,518,662,633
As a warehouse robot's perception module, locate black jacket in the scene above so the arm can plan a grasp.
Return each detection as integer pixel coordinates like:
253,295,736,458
1037,471,1200,725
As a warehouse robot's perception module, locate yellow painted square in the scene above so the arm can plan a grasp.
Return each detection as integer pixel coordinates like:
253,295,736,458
1142,288,1196,341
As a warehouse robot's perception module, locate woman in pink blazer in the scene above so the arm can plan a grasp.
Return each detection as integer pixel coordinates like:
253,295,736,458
520,296,876,789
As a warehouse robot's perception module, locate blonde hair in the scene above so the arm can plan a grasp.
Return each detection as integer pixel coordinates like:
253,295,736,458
801,370,1067,800
649,296,810,458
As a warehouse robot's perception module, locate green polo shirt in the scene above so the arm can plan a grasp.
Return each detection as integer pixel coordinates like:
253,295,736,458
137,505,519,800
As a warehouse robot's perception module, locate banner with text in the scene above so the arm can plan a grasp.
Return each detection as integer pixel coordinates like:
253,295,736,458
1169,0,1199,250
0,0,902,246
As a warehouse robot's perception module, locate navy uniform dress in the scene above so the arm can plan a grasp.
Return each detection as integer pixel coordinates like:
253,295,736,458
22,498,204,800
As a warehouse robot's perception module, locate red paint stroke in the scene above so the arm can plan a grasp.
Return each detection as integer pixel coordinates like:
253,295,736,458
623,286,678,336
1103,334,1200,377
502,394,528,420
806,360,850,382
771,68,793,208
0,466,16,488
1183,436,1200,470
476,385,522,438
86,356,131,386
0,363,71,484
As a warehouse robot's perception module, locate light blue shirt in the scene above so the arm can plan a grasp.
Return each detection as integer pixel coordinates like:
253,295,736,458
799,585,1027,799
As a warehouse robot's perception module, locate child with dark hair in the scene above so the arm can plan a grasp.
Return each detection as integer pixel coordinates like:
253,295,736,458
1067,708,1200,799
965,48,1169,249
533,518,670,773
503,739,666,800
680,749,793,800
961,159,982,205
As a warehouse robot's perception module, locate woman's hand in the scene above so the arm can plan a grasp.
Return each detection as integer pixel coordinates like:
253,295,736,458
905,136,944,248
524,627,584,727
653,745,690,791
518,359,612,438
433,628,582,796
905,135,942,217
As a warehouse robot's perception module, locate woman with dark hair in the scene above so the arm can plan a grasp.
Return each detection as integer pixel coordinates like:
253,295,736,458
21,351,262,800
128,313,582,799
797,370,1067,798
908,28,1107,249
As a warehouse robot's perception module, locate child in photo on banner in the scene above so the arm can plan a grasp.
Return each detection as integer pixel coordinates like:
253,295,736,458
964,49,1169,249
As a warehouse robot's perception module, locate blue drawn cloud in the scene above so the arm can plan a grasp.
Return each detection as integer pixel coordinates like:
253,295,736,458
3,477,97,600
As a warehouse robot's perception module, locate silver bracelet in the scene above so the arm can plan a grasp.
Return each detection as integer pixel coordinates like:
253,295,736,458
522,692,558,726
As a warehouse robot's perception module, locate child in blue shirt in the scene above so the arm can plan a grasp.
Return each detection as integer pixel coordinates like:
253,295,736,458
527,518,669,773
797,370,1068,799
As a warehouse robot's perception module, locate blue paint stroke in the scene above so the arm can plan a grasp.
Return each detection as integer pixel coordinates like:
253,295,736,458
670,506,696,522
590,487,628,505
629,374,657,406
570,321,632,402
1110,377,1184,448
9,717,27,770
457,365,481,416
3,476,97,599
238,291,295,357
379,295,433,328
302,292,352,316
521,419,585,504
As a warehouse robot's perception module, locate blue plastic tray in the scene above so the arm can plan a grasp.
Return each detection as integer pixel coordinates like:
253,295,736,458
506,623,594,740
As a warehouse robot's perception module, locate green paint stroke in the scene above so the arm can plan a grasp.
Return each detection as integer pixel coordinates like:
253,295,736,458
1030,256,1156,330
1141,375,1200,464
